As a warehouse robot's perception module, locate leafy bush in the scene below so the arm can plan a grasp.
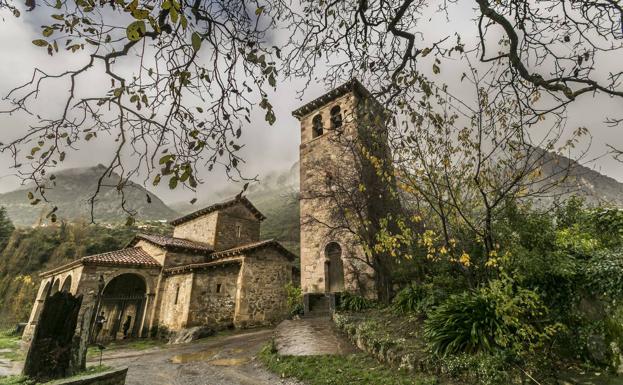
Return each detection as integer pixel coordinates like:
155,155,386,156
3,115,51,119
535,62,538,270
584,249,623,300
424,277,560,357
284,282,304,317
338,292,374,311
392,283,436,315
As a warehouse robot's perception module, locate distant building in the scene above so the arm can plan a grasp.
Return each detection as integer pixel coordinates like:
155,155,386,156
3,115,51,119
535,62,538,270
23,196,295,342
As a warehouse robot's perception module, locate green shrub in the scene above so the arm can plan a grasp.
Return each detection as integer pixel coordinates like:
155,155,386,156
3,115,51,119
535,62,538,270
424,289,500,355
284,282,304,317
424,277,560,357
338,292,374,311
392,283,435,314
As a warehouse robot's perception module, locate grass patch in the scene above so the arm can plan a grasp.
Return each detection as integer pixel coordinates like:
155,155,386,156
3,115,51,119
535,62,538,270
258,341,438,385
0,375,33,385
0,365,113,385
0,331,23,362
87,338,165,358
0,332,20,350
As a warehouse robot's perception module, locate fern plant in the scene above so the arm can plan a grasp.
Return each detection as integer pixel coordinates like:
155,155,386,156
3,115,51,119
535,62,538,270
424,277,560,357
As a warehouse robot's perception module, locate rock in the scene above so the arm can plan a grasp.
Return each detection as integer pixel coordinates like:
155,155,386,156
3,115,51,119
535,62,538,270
578,297,606,321
168,326,215,344
586,334,609,365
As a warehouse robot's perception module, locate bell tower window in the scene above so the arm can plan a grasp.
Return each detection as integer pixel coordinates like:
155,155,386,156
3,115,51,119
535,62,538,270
312,114,324,138
330,105,342,129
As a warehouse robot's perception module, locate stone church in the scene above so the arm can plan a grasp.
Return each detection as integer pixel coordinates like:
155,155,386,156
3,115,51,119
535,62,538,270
23,196,295,341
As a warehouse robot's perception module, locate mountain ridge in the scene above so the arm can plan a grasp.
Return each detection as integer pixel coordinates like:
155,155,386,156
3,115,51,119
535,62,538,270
0,165,178,226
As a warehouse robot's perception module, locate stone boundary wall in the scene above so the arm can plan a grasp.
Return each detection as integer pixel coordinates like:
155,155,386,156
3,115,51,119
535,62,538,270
332,312,424,373
46,367,128,385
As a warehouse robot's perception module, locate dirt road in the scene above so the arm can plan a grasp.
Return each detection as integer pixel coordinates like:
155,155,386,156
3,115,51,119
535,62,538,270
97,328,302,385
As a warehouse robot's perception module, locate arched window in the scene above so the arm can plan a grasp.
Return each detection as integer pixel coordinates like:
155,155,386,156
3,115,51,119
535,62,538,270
312,114,324,138
330,105,342,129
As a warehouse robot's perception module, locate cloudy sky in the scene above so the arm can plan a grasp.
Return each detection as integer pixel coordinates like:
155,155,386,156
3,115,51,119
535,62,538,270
0,2,621,206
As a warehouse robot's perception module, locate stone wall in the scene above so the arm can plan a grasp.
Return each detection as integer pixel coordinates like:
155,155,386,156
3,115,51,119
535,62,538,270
162,251,207,268
158,273,192,331
48,367,128,385
173,211,219,246
134,240,166,265
234,249,291,327
186,264,240,328
213,205,261,251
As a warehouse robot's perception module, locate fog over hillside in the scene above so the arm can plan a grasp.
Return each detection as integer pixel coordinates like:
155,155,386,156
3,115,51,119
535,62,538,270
0,165,177,226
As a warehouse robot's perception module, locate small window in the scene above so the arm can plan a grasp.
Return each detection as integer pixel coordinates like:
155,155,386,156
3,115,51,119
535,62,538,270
216,283,222,294
236,224,242,238
312,114,324,138
174,285,180,305
330,105,342,129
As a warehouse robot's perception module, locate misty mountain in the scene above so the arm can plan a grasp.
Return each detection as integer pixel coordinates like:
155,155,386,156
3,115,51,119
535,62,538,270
0,165,178,226
529,148,623,207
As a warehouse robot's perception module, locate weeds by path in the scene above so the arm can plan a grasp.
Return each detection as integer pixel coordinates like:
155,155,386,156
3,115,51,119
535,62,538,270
258,341,438,385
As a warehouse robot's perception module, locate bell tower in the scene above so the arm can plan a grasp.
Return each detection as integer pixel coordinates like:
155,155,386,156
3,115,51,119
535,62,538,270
292,79,392,300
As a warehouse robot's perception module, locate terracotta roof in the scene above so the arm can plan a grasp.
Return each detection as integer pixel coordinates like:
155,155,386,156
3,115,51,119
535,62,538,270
41,247,160,277
82,247,160,267
165,239,297,275
209,239,297,261
292,78,379,118
163,258,243,275
133,233,213,253
170,196,266,226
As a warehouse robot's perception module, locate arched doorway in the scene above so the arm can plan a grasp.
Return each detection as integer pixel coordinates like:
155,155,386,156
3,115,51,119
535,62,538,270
324,242,345,292
100,274,147,340
60,276,72,293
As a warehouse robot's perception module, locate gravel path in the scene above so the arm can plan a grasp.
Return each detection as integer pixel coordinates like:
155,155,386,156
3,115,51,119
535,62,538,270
96,328,303,385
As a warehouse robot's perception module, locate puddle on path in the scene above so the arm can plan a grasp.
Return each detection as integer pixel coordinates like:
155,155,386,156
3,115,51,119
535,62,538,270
170,350,216,364
208,358,249,366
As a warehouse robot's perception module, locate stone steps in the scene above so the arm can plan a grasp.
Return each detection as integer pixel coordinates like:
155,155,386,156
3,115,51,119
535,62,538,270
303,293,337,318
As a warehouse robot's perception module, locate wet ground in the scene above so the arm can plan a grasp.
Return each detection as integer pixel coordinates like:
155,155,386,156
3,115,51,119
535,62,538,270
0,318,356,383
98,328,303,385
274,317,358,356
0,357,21,377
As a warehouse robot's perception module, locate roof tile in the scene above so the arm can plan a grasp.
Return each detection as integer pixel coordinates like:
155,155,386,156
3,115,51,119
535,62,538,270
82,247,160,267
134,233,213,253
208,239,296,261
